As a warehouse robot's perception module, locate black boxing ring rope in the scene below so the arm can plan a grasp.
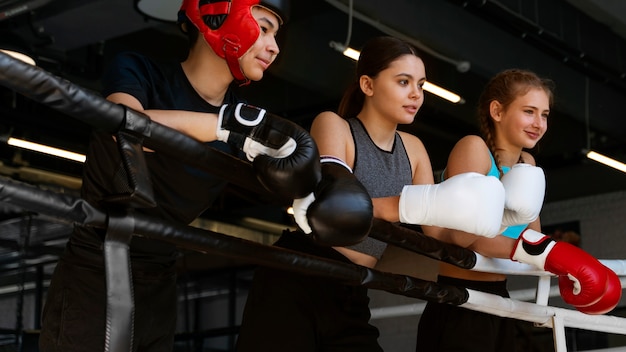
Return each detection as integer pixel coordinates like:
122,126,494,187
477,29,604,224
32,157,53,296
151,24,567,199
0,176,469,305
2,51,626,351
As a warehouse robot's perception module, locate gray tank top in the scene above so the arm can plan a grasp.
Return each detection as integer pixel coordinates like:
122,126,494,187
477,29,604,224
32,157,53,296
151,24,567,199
346,118,413,259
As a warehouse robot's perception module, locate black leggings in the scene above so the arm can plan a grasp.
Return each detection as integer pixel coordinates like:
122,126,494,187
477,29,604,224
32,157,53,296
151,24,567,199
415,276,517,352
236,231,383,352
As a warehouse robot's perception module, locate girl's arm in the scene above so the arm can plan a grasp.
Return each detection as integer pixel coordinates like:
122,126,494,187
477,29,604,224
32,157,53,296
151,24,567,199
309,111,353,164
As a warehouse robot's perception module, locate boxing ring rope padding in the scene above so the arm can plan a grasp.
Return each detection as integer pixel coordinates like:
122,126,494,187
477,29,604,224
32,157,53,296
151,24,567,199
472,253,626,277
472,253,550,276
103,212,135,352
0,176,469,305
0,51,279,202
463,289,626,334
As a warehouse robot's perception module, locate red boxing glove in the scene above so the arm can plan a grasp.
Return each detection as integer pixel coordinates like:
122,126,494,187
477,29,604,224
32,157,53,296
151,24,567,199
576,266,622,315
511,229,618,313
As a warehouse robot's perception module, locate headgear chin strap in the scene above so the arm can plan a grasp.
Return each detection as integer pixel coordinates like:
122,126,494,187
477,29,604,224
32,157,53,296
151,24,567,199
180,0,284,86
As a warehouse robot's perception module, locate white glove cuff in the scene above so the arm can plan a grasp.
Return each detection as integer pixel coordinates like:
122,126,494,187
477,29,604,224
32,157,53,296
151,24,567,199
398,184,433,224
292,192,316,234
242,138,296,161
512,229,557,269
215,104,230,142
320,155,353,172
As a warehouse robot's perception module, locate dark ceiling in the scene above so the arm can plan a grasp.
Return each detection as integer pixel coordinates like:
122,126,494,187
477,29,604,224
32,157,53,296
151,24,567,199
0,0,626,268
1,0,625,203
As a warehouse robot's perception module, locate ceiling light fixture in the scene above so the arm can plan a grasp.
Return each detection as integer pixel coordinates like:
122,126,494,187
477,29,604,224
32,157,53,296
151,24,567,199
7,138,86,163
329,0,358,61
585,151,626,173
582,78,626,173
328,41,360,61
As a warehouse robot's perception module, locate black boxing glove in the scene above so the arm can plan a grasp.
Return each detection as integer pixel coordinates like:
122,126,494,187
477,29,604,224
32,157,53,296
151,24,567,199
216,103,321,199
292,156,373,246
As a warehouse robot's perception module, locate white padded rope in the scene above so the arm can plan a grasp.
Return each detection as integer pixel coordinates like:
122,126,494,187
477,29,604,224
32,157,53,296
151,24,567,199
463,289,626,335
471,253,626,277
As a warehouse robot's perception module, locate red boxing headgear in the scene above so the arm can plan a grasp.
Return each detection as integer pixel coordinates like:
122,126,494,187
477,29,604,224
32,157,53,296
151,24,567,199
179,0,287,85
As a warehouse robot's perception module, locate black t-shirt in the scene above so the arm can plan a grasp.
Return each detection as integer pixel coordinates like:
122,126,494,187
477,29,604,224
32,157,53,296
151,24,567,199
70,51,241,268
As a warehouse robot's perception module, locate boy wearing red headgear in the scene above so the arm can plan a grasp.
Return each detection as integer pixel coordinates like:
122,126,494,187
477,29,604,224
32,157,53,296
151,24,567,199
39,1,300,351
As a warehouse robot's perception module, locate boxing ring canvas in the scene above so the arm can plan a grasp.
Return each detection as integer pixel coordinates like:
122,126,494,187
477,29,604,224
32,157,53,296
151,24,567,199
1,51,625,352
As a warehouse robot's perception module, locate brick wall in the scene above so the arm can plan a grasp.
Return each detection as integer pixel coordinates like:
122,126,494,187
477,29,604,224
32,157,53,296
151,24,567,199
541,190,626,259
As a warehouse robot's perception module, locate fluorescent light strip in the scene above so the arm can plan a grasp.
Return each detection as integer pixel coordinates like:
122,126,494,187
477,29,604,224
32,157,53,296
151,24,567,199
7,137,86,163
342,47,361,61
422,81,463,104
586,150,626,173
338,46,463,104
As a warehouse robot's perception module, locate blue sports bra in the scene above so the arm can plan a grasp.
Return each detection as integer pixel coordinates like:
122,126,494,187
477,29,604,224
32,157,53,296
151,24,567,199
486,153,527,239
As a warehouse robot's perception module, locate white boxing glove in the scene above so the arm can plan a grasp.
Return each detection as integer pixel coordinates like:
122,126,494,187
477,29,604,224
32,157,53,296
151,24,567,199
500,163,545,228
398,172,505,238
